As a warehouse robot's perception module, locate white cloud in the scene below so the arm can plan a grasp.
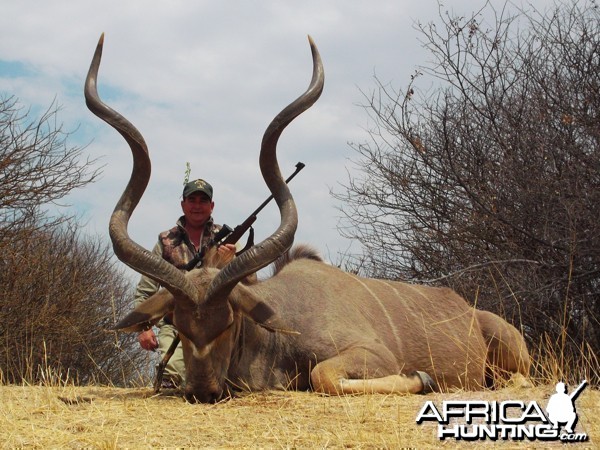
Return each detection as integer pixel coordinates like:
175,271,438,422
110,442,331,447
1,0,555,282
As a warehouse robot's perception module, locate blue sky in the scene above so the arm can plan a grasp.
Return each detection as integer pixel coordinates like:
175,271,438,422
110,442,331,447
1,0,556,282
0,60,32,78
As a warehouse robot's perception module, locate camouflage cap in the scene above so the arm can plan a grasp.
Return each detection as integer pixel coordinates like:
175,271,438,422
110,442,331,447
182,179,213,200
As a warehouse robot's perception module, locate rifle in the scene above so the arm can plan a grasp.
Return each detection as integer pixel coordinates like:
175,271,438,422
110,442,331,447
154,162,305,392
569,379,588,401
223,161,305,246
183,161,305,270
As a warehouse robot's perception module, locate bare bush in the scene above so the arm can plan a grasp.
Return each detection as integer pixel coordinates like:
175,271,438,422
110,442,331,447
0,96,148,385
335,1,600,383
0,219,149,385
0,96,99,232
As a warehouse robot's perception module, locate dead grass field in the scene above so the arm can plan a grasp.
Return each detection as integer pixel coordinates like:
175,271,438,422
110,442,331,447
1,383,597,448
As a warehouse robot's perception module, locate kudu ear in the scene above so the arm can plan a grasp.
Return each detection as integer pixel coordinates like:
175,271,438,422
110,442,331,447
113,290,175,332
231,291,299,335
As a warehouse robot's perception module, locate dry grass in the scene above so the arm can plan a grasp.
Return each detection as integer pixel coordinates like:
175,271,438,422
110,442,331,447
1,383,597,448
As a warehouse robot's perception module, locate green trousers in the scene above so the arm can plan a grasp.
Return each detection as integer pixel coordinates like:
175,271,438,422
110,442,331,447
157,323,185,385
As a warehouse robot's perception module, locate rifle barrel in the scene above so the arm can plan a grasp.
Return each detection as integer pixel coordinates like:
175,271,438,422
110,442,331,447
249,162,305,217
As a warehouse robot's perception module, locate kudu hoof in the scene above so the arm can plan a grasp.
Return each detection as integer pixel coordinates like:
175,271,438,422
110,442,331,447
411,370,438,394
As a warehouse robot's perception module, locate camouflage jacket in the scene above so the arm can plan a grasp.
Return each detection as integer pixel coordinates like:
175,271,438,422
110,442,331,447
159,216,222,269
133,216,222,308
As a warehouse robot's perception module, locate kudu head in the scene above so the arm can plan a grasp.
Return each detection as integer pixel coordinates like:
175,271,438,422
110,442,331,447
84,34,324,402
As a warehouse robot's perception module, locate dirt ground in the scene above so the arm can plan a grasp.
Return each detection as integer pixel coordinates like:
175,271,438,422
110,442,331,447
1,383,598,448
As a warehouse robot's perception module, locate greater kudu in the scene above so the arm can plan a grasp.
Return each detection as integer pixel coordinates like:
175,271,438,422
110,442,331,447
85,34,530,403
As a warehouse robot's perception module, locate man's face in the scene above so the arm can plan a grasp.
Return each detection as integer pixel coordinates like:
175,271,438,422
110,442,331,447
181,192,214,228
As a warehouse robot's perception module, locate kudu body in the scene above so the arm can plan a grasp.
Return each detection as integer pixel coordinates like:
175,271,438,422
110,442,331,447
85,34,530,403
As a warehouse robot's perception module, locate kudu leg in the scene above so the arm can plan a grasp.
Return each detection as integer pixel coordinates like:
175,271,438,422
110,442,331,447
475,310,531,387
310,347,430,395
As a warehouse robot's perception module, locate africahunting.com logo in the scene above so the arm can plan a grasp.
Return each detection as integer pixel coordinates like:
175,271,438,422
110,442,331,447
415,380,589,443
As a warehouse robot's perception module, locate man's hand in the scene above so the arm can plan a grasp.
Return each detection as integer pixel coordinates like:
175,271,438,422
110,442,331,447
217,243,237,263
138,329,159,351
